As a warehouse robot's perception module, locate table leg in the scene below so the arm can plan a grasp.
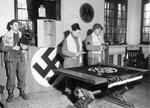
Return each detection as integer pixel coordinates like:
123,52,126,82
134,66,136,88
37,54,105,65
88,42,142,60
104,87,135,108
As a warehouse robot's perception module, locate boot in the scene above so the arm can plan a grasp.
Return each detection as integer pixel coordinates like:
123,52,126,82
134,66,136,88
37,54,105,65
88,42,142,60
6,90,14,103
19,89,29,100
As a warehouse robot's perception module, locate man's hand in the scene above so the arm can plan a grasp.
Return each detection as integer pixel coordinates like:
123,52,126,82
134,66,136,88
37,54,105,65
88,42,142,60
12,45,20,50
100,44,106,50
102,45,106,49
75,52,86,56
20,43,28,50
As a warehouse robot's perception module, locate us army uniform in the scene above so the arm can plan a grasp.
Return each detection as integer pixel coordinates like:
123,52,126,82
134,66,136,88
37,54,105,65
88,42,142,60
85,23,106,65
2,29,28,102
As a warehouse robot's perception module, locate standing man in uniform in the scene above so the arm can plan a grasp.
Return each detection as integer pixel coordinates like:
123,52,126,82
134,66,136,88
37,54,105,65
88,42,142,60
2,19,29,102
85,23,106,65
62,23,85,94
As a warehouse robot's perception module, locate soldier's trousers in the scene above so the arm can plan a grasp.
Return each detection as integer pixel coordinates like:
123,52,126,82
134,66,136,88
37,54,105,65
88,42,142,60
5,56,26,91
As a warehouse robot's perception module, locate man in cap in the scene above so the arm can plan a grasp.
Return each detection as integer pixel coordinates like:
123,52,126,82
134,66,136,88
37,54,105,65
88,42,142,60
62,23,85,94
85,23,106,65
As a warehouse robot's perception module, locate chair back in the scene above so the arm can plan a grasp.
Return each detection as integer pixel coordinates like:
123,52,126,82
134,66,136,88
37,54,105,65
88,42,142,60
124,47,145,68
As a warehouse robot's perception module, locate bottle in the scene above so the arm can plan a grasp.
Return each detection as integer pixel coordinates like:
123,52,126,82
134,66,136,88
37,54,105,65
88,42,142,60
38,5,46,18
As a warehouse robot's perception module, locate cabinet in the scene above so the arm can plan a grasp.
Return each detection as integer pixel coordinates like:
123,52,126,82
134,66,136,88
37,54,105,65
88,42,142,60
37,19,56,47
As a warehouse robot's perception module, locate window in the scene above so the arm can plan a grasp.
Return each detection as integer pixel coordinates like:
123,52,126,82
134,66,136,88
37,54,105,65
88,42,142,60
15,0,32,30
15,0,36,45
104,0,127,45
141,0,150,44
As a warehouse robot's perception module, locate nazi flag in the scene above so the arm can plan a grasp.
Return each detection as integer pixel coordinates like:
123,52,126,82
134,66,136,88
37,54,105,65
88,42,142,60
31,47,64,87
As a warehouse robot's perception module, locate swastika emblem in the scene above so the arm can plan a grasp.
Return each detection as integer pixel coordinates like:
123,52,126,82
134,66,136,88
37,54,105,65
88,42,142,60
31,47,63,87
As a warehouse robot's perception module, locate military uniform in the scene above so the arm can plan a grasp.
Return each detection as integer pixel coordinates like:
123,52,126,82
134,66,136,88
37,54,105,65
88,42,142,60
2,30,26,91
62,33,83,68
2,29,29,102
62,23,83,95
85,31,105,65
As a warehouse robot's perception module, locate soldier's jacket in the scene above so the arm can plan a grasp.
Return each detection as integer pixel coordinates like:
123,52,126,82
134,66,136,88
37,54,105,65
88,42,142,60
0,30,25,63
85,32,105,65
62,33,83,68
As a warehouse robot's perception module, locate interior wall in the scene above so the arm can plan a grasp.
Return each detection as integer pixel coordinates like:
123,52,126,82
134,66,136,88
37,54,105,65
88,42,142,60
0,0,144,45
61,0,104,41
127,0,142,45
0,0,14,36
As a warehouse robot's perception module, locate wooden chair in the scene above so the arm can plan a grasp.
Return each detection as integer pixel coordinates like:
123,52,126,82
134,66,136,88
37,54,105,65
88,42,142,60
123,47,146,68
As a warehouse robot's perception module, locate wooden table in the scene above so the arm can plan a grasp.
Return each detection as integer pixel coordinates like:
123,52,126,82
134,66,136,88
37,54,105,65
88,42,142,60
54,64,148,86
53,64,149,108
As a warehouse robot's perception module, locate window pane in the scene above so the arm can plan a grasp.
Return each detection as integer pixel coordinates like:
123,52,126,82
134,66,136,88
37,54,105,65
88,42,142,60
122,12,126,18
122,20,126,26
117,34,122,42
107,10,110,16
144,27,150,34
118,11,121,18
110,18,114,25
144,3,150,11
119,27,122,33
107,18,110,25
105,10,107,16
18,9,28,20
104,18,107,25
109,27,112,33
122,28,126,33
18,0,27,8
142,34,149,42
122,5,126,11
144,19,150,26
110,10,114,17
111,27,114,33
107,2,110,9
117,19,121,26
144,12,150,19
108,34,113,41
118,4,121,11
107,27,110,33
110,3,114,9
105,2,108,9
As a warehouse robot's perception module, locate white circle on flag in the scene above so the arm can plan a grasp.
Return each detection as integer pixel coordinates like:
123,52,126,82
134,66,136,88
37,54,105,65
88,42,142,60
31,48,54,87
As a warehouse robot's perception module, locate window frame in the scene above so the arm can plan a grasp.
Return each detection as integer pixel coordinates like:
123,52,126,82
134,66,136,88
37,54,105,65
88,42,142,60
14,0,31,30
140,0,150,44
14,0,36,45
104,0,128,45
